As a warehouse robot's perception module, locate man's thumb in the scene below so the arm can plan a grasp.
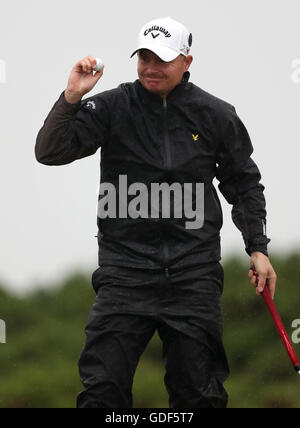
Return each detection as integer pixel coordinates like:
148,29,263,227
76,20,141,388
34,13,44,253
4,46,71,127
93,67,104,84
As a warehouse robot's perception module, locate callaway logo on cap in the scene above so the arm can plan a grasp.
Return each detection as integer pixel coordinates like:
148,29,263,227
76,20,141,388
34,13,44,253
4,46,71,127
131,17,192,62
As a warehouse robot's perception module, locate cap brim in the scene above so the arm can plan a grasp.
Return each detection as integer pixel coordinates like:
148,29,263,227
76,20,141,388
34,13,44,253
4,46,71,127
130,43,180,62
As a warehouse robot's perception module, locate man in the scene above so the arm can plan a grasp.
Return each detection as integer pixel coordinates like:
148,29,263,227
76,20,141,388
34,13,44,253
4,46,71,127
35,17,277,408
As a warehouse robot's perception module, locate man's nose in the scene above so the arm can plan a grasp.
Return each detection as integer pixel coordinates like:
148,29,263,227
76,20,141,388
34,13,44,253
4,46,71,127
145,62,161,73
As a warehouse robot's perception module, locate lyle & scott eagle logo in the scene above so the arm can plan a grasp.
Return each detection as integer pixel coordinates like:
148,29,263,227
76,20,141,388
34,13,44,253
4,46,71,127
192,133,199,142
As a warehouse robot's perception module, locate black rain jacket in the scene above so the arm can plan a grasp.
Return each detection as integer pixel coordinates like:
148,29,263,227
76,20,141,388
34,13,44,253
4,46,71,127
35,72,270,272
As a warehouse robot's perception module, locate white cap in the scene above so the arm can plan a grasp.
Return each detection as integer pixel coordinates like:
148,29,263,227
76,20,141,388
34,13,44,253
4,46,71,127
131,17,192,62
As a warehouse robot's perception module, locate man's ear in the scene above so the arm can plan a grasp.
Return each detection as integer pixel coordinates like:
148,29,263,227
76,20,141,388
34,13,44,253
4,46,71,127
185,55,193,71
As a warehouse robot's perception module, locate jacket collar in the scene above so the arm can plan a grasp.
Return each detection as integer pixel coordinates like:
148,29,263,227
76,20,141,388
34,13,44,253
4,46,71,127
136,71,190,105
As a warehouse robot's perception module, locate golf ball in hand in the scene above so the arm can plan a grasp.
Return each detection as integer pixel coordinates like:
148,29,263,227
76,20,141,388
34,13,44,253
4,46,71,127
94,58,104,72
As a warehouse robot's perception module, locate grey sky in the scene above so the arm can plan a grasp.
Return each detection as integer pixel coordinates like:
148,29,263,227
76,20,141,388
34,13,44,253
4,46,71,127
0,0,300,294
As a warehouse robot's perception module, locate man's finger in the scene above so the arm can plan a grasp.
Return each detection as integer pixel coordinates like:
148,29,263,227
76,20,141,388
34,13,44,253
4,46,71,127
251,277,257,288
256,287,262,296
250,266,266,293
249,268,258,288
87,56,97,68
258,274,267,293
267,274,277,300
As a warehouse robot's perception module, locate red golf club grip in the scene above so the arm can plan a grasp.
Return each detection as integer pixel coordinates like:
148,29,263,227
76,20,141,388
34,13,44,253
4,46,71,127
251,267,300,374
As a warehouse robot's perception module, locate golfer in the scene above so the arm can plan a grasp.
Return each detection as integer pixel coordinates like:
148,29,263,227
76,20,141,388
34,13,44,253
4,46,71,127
35,17,277,408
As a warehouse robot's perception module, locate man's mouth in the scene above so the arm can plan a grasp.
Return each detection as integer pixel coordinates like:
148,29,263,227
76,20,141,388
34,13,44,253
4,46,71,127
145,76,164,82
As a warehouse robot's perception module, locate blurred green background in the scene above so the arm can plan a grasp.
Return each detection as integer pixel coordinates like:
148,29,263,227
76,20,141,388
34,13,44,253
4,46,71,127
0,253,299,408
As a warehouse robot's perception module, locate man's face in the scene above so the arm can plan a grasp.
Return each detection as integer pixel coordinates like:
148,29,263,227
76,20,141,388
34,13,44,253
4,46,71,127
137,49,193,98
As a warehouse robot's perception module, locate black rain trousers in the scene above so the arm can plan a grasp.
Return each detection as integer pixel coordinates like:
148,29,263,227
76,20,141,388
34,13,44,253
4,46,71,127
77,262,229,408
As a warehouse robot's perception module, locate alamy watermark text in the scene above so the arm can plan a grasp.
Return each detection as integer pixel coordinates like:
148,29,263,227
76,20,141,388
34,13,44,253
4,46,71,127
97,175,205,230
0,59,6,84
291,59,300,84
0,320,6,344
292,319,300,344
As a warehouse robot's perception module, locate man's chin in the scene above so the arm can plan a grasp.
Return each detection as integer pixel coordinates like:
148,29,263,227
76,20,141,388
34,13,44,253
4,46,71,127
143,81,167,97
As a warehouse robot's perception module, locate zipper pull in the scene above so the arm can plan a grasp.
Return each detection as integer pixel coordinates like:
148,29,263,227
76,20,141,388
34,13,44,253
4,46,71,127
164,268,169,278
163,98,167,109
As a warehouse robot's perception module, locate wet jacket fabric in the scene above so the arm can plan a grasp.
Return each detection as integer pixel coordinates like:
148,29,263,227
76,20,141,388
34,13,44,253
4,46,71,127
35,72,270,272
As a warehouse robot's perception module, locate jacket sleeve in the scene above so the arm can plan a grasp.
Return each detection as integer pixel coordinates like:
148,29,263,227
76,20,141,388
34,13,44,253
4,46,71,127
215,104,271,257
35,91,110,166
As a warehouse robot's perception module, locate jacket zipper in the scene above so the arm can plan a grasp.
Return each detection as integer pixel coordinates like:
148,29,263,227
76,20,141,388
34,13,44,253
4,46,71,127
163,242,169,277
163,98,172,170
162,97,170,277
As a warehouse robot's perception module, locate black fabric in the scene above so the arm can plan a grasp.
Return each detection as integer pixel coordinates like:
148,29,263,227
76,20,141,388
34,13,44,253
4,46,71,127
35,73,270,269
77,262,229,408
